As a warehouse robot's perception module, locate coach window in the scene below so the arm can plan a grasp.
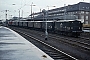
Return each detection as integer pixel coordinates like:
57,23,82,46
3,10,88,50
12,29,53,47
71,27,73,29
55,26,57,29
86,16,88,20
68,27,70,30
49,26,50,27
68,12,71,15
65,26,66,28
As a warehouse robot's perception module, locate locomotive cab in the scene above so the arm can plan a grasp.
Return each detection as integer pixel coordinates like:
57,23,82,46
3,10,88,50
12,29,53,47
69,20,83,37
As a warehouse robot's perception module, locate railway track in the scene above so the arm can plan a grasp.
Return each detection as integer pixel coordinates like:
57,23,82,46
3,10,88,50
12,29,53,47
48,34,90,51
9,27,77,60
9,26,90,60
16,27,90,51
30,29,90,52
34,29,90,51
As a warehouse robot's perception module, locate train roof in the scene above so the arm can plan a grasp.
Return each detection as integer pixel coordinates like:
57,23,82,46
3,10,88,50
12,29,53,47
11,20,81,23
56,20,81,22
13,20,55,22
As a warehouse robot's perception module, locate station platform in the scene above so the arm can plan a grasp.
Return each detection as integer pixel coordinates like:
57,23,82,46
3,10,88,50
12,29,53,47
0,26,54,60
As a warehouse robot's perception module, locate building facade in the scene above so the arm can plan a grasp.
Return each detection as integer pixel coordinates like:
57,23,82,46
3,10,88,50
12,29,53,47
32,2,90,24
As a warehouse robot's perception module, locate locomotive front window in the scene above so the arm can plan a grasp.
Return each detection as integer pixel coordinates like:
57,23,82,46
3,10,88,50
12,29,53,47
70,21,82,31
71,21,81,26
65,26,66,28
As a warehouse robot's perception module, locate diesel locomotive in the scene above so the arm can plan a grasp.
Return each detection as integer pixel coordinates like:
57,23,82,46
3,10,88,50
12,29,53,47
8,20,83,37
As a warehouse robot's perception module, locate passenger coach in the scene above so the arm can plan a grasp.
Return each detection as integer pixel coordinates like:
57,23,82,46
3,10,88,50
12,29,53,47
8,20,82,37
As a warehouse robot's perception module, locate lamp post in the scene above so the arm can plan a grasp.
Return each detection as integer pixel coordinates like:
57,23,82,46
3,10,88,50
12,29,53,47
0,15,2,18
47,6,56,10
5,10,9,26
64,4,66,20
12,4,16,17
42,9,48,40
18,10,20,21
30,2,36,20
12,4,20,21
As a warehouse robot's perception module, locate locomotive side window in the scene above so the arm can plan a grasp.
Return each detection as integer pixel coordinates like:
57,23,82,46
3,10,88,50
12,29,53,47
71,27,73,29
49,26,52,28
79,27,80,29
67,27,70,30
60,23,62,27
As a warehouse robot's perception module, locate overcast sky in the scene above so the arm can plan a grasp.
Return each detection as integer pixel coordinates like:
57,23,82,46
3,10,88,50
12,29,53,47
0,0,90,21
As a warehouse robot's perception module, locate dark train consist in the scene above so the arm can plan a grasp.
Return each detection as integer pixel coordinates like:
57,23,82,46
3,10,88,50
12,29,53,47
8,20,83,37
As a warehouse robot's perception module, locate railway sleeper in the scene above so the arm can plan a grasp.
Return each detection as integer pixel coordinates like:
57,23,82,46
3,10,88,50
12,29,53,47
49,54,63,57
46,52,62,56
51,56,67,59
44,51,60,54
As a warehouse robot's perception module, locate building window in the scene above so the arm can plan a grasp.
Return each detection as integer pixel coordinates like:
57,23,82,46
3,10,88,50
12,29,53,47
85,21,88,24
81,11,84,14
86,16,88,20
86,7,89,9
81,15,84,19
86,12,89,14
